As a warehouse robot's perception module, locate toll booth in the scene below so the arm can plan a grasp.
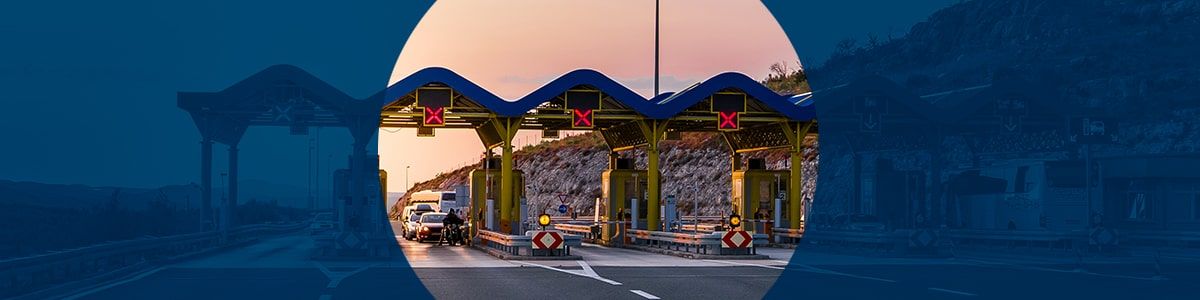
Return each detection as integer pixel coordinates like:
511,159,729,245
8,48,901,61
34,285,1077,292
732,159,790,235
599,158,648,245
468,158,525,235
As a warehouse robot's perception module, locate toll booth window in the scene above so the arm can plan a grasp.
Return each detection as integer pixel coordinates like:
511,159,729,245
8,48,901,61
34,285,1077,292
1126,192,1151,221
442,193,456,201
1014,166,1030,193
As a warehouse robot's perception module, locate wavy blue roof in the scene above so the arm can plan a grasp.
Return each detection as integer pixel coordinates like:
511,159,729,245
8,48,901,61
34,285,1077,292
383,67,816,121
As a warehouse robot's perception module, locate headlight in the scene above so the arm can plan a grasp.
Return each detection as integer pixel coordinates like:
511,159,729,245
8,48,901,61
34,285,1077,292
421,227,430,233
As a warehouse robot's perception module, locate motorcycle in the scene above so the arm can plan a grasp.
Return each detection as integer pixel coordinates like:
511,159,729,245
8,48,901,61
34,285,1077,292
440,223,465,246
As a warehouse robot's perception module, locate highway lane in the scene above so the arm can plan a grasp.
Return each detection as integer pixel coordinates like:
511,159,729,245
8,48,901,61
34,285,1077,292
65,233,1200,299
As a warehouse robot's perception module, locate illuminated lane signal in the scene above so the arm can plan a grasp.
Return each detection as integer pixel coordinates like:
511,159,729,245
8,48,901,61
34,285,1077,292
572,108,594,128
423,106,445,126
718,111,739,130
566,90,600,129
711,93,746,131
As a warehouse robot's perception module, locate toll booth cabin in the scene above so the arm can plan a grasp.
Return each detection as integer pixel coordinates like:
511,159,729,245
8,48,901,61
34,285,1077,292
599,158,647,245
469,158,526,235
732,158,791,235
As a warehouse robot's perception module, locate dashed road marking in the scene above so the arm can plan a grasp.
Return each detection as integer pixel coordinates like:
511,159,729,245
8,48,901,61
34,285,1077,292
928,287,977,296
629,289,661,299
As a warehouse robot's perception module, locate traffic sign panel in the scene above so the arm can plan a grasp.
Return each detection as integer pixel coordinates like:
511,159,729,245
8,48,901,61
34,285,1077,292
721,231,752,248
717,111,739,130
558,204,569,214
533,231,564,250
423,106,445,126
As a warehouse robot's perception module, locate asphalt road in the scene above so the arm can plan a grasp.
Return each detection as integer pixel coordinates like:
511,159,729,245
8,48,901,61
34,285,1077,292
63,233,1200,299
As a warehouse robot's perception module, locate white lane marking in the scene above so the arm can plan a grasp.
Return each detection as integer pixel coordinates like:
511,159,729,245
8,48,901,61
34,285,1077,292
928,287,977,296
629,290,661,299
794,264,898,283
63,267,167,300
578,260,598,277
957,258,1167,281
315,262,379,288
707,259,900,283
517,261,623,286
703,259,784,270
315,262,334,279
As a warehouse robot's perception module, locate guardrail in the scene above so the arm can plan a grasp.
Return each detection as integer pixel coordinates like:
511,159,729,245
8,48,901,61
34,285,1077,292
552,224,597,242
1121,230,1200,248
477,229,583,257
772,227,805,243
941,229,1085,251
801,228,906,252
0,222,307,299
626,229,767,255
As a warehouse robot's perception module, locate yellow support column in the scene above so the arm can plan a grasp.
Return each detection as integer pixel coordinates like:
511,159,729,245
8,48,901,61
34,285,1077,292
782,122,813,229
640,120,668,231
498,118,519,234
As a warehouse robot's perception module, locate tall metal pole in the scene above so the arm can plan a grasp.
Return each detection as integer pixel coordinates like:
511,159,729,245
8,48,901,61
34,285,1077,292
654,0,660,96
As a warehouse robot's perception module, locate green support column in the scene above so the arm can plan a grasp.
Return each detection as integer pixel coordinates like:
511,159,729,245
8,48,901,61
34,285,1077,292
640,120,668,231
498,118,519,234
783,122,813,229
730,151,741,215
789,149,803,229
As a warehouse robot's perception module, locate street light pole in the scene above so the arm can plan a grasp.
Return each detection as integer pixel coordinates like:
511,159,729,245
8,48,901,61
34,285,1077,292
654,0,660,96
406,165,411,190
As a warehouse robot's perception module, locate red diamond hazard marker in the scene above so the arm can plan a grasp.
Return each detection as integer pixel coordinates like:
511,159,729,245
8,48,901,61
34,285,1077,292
533,231,564,250
721,231,752,248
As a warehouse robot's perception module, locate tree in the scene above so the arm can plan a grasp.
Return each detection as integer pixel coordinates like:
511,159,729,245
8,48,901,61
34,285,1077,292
762,62,811,94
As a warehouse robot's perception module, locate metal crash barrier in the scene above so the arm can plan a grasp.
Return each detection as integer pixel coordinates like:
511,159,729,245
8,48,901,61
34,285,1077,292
625,229,766,255
0,223,307,299
552,224,599,242
477,229,582,258
772,227,805,243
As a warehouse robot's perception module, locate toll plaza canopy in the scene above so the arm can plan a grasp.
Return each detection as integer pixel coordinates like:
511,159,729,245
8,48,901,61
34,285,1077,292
380,67,818,234
380,67,816,149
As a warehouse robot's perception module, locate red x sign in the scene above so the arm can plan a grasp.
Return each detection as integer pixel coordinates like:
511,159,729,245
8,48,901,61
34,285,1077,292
718,111,739,130
572,108,593,128
424,106,444,126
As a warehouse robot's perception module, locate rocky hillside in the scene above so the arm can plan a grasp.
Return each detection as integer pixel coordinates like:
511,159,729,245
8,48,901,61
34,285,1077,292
393,132,818,218
815,0,1200,108
394,0,1200,219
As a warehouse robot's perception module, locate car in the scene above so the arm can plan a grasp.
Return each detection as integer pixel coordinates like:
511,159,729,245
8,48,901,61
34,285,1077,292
415,212,448,242
401,203,438,222
310,212,336,235
402,212,423,240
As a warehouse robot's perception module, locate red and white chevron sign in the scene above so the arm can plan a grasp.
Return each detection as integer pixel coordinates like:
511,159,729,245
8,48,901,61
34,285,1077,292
721,231,752,248
533,231,564,250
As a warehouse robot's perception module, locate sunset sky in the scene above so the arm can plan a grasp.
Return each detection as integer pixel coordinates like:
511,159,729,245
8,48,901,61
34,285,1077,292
380,0,801,191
